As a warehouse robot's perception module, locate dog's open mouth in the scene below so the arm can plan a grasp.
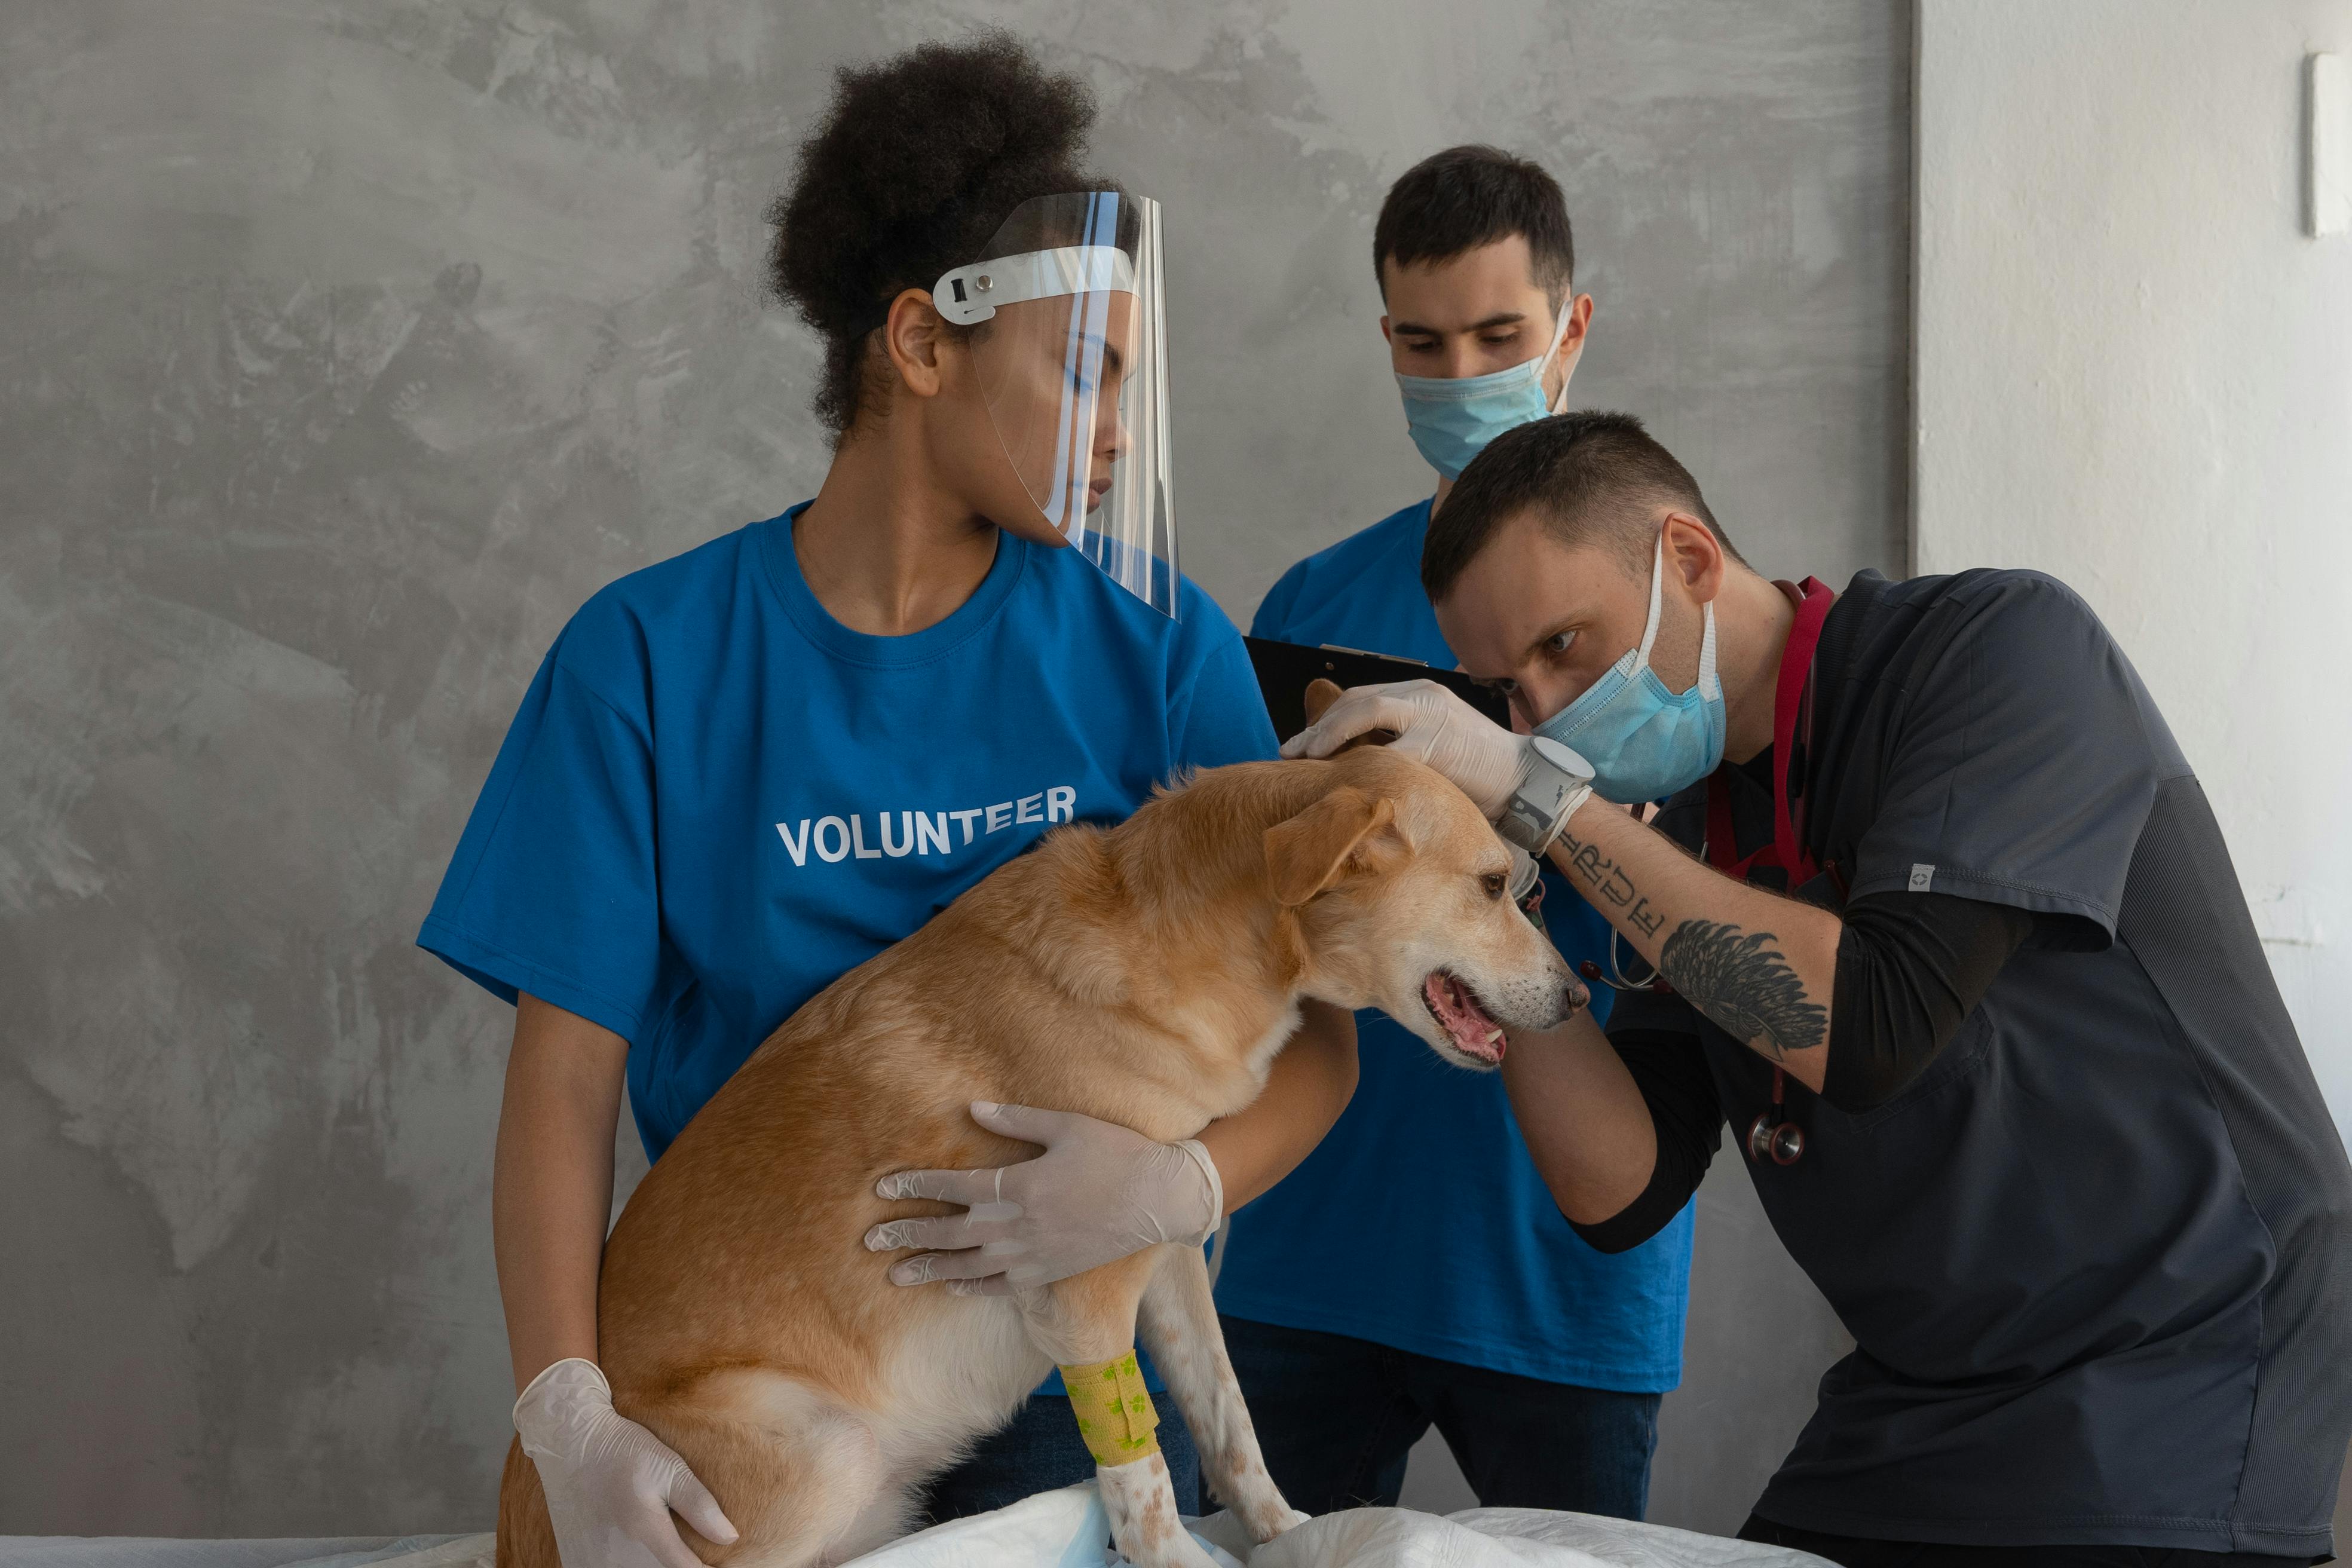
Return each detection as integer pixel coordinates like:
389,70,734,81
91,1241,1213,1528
1423,970,1506,1064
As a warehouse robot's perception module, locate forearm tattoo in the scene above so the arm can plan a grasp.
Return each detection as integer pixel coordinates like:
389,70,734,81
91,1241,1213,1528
1554,823,1664,936
1556,820,1827,1058
1658,920,1829,1059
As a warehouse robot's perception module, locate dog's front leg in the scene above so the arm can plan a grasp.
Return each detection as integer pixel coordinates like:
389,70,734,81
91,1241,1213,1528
1019,1248,1218,1568
1138,1244,1310,1543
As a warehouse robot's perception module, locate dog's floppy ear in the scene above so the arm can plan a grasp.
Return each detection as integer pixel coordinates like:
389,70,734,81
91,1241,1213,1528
1301,679,1396,753
1265,785,1400,906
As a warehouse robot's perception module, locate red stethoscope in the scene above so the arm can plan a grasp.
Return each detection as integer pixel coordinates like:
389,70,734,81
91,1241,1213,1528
1577,578,1837,1168
1716,577,1835,1166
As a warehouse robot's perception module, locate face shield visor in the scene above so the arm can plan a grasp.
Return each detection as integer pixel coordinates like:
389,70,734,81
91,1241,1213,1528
932,192,1178,617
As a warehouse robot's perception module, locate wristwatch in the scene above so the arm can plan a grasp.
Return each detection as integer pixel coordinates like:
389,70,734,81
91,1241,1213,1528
1497,736,1594,858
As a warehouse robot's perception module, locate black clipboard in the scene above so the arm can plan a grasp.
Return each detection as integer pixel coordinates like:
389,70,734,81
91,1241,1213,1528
1244,636,1511,744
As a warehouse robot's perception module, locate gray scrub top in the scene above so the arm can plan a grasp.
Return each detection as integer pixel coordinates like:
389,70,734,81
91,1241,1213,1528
1614,568,2352,1555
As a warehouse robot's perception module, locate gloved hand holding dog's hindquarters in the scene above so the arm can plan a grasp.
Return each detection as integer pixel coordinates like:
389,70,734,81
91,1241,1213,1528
866,1101,1223,1294
513,1357,739,1568
1280,678,1530,821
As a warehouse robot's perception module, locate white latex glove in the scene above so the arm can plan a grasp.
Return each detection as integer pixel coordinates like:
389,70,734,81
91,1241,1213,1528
865,1101,1222,1296
1280,678,1532,820
513,1358,739,1568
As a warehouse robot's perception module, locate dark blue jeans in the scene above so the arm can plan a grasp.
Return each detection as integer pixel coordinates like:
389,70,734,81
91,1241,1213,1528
1219,1314,1660,1520
920,1393,1202,1524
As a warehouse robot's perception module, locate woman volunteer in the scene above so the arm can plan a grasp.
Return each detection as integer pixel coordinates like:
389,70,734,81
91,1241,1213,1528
417,38,1354,1568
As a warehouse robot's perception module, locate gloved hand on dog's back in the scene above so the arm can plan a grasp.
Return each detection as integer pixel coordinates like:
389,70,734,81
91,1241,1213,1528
513,1356,738,1568
865,1101,1223,1294
1282,677,1531,821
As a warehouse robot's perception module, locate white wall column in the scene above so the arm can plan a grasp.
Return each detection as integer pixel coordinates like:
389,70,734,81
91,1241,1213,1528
1915,0,2352,1138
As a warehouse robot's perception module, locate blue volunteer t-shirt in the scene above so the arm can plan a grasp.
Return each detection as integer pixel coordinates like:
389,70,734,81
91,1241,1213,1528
419,502,1277,1166
1215,498,1695,1392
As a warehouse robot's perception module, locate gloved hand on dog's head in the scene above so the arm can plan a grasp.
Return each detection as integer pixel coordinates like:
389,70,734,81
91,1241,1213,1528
1282,677,1532,823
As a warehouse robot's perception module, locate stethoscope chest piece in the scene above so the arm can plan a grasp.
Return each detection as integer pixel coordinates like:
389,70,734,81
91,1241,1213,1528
1748,1112,1805,1166
1747,1065,1805,1166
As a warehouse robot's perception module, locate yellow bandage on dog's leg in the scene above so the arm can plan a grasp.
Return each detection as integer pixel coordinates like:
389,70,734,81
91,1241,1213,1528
1060,1351,1161,1465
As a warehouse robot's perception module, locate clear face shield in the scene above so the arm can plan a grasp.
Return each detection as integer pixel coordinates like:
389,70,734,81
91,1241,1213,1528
932,192,1178,617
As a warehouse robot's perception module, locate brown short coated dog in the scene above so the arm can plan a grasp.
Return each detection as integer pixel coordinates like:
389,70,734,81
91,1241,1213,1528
497,742,1588,1568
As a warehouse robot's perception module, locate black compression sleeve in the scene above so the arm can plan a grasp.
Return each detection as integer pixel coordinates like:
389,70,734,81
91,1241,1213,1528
1823,891,2032,1113
1568,1027,1723,1255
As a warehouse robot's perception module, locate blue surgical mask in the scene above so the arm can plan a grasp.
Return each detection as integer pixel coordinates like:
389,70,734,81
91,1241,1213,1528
1396,307,1584,480
1533,529,1725,804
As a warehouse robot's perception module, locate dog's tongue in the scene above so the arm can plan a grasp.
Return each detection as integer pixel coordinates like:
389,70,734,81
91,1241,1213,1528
1424,972,1506,1062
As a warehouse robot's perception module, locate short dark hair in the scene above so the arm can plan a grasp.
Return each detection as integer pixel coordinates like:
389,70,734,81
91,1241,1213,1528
1422,412,1740,601
1373,145,1574,304
768,35,1102,439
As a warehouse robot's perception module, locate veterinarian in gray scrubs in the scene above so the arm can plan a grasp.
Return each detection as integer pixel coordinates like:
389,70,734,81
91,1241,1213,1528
420,39,1355,1568
1290,412,2352,1567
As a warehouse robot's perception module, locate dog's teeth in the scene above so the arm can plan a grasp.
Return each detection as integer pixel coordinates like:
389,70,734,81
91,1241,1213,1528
1486,1029,1505,1046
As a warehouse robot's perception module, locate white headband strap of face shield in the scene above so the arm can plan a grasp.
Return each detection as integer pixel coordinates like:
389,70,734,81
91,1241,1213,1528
930,246,1138,326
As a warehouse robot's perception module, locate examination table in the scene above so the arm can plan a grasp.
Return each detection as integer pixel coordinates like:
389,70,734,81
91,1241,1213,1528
0,1484,1829,1568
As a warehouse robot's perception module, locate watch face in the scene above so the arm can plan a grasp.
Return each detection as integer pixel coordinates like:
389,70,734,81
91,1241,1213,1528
1529,735,1594,782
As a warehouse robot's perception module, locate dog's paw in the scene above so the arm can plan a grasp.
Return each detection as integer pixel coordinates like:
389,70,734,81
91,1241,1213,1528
1237,1503,1310,1544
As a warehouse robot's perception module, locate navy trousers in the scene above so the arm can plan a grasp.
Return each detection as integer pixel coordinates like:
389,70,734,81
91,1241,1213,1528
1218,1314,1661,1520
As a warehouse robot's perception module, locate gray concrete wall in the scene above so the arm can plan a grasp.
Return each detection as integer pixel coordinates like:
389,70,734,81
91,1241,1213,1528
0,0,1903,1536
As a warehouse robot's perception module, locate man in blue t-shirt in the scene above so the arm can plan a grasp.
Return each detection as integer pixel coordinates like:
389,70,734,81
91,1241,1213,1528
1213,146,1694,1520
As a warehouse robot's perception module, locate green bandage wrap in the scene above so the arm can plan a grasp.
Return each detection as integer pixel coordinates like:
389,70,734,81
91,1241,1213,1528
1059,1350,1160,1466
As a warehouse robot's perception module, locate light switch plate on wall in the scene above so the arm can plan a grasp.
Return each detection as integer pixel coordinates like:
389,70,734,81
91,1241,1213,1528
2311,53,2348,237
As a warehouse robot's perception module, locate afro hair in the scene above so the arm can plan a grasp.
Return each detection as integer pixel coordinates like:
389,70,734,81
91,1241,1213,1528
770,34,1103,438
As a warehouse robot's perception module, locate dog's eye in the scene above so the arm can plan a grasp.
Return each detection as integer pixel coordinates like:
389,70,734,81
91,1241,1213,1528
1481,872,1509,901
